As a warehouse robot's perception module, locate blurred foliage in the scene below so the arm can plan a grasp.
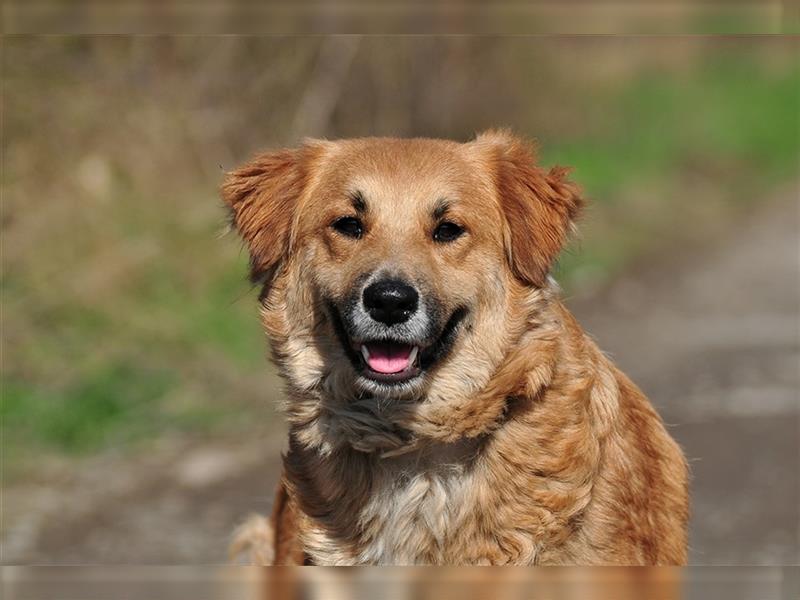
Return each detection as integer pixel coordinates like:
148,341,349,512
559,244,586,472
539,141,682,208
1,37,797,468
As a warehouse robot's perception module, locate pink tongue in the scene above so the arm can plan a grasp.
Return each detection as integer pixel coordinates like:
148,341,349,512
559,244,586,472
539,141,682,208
366,342,413,374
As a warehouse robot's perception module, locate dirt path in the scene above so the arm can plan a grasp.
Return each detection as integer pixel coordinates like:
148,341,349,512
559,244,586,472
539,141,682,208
568,189,800,565
4,191,798,565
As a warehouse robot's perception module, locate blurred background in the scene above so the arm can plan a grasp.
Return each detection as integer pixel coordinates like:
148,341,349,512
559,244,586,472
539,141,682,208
2,34,798,565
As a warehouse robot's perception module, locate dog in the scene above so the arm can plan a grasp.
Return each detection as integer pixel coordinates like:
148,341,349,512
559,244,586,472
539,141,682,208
222,130,689,565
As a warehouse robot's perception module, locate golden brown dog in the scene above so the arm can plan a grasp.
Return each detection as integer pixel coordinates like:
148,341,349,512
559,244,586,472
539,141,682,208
223,130,689,565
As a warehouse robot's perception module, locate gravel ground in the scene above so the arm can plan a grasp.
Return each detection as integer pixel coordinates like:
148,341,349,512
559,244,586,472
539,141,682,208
3,191,798,565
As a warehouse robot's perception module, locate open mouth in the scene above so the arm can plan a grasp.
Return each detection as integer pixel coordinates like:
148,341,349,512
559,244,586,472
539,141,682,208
327,304,468,386
359,341,421,383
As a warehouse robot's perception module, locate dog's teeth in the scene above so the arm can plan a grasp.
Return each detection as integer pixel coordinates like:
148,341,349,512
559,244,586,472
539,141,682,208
409,346,419,366
360,345,370,361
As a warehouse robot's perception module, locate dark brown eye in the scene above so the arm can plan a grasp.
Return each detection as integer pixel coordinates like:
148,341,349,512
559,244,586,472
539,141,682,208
433,221,464,243
332,216,363,239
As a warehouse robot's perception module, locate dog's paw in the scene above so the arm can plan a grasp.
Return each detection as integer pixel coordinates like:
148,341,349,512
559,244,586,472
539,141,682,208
229,513,275,565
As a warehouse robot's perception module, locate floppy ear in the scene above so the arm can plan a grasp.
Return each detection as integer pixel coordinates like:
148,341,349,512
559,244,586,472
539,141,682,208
478,130,584,287
221,143,322,283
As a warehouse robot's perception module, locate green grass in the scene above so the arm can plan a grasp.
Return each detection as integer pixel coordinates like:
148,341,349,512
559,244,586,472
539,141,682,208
3,364,175,453
543,56,799,199
2,188,274,465
541,54,799,287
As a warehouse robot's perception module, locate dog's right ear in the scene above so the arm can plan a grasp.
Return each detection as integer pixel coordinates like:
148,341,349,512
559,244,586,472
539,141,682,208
221,143,325,284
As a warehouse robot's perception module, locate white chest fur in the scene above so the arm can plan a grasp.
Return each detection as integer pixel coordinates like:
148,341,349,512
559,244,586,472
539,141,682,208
304,444,478,566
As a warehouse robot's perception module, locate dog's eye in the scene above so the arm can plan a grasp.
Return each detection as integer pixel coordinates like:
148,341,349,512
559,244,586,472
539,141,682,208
433,221,464,243
332,216,363,239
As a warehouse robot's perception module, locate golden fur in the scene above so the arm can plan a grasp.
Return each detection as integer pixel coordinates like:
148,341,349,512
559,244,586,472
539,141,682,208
223,130,689,565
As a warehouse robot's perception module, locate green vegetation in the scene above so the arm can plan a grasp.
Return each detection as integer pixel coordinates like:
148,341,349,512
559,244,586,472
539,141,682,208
544,56,799,195
2,40,797,468
4,364,174,453
542,54,799,286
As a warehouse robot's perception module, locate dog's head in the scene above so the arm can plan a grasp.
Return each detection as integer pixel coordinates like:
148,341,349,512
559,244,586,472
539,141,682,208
222,131,582,449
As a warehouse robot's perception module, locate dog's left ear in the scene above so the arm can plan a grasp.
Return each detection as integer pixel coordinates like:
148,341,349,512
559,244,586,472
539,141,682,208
474,130,584,287
221,141,326,284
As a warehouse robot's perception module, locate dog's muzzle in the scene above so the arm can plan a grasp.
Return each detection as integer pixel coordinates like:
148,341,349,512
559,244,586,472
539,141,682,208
327,277,467,387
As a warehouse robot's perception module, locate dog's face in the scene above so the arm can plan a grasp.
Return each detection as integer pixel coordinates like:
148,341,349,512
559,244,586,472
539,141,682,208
291,137,509,398
223,131,581,423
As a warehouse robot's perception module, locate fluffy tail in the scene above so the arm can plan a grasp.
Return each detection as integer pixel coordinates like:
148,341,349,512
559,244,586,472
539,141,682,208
229,513,275,565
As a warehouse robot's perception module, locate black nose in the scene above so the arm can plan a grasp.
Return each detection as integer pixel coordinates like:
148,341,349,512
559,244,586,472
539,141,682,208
363,279,419,325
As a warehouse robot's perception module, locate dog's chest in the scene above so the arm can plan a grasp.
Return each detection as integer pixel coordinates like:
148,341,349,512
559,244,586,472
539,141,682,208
304,458,475,566
297,439,563,565
359,468,467,565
